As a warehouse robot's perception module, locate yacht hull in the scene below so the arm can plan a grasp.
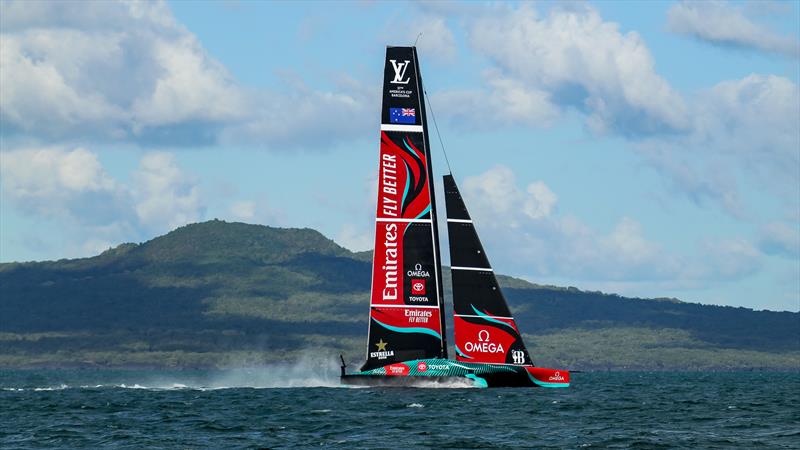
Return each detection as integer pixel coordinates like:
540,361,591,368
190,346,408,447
340,358,569,388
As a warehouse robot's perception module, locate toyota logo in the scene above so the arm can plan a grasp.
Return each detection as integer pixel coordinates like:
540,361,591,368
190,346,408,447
413,282,424,291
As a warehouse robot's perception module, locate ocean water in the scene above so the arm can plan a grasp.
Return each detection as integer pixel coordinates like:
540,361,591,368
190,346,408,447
1,367,798,449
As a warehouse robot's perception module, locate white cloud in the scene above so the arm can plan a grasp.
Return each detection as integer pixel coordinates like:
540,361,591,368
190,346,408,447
433,71,560,129
699,238,763,280
667,0,800,59
428,3,797,226
638,74,800,219
0,1,246,145
382,7,458,64
0,147,130,225
229,201,257,221
133,152,205,233
220,74,376,149
410,16,458,63
335,223,373,252
0,0,373,149
0,145,295,258
456,166,762,290
759,222,800,258
448,4,689,135
460,166,558,231
524,181,558,220
0,146,213,255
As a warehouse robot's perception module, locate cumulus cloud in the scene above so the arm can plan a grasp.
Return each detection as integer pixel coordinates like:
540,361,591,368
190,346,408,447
0,0,373,149
0,146,210,255
433,71,560,129
382,6,458,64
459,166,670,280
667,0,800,59
219,74,375,149
638,73,800,219
0,147,132,226
335,223,374,253
229,201,257,221
0,144,290,258
758,222,800,258
698,237,763,280
456,166,763,289
409,16,458,63
133,152,205,233
437,4,689,135
0,0,246,145
429,3,797,227
462,165,557,226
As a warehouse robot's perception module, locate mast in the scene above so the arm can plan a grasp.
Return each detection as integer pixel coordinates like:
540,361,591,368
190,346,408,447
413,47,448,359
361,46,447,371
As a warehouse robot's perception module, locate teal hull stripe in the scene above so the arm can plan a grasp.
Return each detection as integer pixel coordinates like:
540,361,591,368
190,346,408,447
372,318,442,340
471,305,516,331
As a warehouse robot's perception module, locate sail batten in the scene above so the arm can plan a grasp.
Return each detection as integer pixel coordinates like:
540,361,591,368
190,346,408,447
361,46,447,372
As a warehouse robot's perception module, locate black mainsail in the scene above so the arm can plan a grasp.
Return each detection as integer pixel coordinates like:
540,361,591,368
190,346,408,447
444,174,533,366
361,46,448,371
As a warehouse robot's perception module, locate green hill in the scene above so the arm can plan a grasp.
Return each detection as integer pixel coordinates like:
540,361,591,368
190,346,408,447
0,220,797,370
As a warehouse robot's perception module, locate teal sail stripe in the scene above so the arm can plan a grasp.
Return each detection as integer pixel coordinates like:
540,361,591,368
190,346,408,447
455,345,473,359
372,318,442,340
402,139,422,161
401,162,411,209
415,205,431,220
471,304,516,331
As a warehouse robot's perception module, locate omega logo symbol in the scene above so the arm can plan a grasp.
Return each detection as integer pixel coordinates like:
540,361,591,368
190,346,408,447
464,329,504,354
548,371,565,381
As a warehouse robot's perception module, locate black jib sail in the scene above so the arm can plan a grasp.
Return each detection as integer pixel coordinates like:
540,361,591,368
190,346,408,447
361,46,448,371
444,174,533,366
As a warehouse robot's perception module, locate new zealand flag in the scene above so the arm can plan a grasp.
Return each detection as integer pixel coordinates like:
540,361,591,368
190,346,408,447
389,108,416,124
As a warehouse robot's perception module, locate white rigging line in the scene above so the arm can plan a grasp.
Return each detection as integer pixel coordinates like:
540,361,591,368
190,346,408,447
423,87,453,175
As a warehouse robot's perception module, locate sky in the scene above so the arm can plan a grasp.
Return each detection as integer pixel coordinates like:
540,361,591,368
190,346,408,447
1,0,798,312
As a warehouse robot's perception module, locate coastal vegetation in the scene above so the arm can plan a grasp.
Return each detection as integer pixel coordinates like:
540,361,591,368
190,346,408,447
1,220,797,370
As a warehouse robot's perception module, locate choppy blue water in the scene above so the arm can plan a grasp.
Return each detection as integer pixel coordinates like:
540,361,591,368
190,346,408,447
2,368,798,449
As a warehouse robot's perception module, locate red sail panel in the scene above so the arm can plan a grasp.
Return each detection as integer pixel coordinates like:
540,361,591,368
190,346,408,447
376,132,431,221
453,315,528,365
